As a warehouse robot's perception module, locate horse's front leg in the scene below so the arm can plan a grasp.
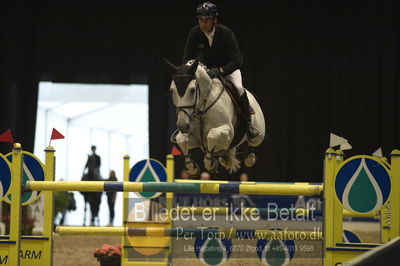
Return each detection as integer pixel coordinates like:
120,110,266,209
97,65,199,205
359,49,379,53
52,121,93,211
176,132,200,177
204,125,233,172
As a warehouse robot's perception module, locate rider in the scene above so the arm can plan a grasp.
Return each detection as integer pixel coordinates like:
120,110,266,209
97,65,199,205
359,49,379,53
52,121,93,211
84,145,101,176
182,1,260,140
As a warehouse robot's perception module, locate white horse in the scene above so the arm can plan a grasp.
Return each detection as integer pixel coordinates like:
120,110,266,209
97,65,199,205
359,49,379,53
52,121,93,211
165,59,265,175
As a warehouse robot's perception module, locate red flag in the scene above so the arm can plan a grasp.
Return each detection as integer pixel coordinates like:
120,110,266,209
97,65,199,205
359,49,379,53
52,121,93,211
0,129,14,144
171,145,182,156
50,128,65,140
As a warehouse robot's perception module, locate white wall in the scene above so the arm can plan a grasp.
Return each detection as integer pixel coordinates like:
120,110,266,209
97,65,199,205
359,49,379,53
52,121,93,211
33,82,149,227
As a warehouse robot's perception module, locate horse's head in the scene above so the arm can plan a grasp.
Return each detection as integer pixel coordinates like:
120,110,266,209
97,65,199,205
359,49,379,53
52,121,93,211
165,58,211,133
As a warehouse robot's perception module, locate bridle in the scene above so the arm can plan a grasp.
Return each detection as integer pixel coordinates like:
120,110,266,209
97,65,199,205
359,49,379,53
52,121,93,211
172,74,225,121
172,74,200,121
172,73,226,151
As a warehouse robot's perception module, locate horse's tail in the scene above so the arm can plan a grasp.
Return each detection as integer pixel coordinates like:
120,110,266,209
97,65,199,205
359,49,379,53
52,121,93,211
220,148,241,173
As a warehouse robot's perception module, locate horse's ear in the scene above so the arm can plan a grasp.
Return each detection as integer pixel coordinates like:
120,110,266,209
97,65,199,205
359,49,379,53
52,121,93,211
189,59,199,75
163,58,177,76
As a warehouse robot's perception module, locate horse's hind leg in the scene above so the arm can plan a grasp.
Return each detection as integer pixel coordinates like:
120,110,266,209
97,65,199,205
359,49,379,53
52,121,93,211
245,123,264,168
89,193,102,226
176,132,200,177
83,197,87,226
89,200,95,226
95,193,102,226
244,146,257,168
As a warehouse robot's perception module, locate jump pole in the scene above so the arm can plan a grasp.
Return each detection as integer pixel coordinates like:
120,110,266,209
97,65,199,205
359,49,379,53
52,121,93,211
56,226,323,240
26,181,323,196
15,146,400,265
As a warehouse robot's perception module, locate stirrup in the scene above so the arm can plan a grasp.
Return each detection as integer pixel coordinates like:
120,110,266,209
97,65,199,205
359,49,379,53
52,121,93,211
247,124,261,139
170,129,180,144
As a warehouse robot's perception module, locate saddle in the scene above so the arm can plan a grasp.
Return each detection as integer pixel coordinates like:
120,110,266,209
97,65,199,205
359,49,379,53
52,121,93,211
219,77,255,115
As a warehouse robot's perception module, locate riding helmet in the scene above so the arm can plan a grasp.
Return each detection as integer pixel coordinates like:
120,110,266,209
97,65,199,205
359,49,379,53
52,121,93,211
196,2,218,18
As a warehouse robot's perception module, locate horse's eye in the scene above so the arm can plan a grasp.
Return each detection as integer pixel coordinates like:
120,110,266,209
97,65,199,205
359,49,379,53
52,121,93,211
189,87,195,94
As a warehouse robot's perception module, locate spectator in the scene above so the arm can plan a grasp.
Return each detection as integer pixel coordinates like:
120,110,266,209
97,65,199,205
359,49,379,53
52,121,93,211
180,169,190,179
239,172,249,182
200,171,211,180
106,170,117,226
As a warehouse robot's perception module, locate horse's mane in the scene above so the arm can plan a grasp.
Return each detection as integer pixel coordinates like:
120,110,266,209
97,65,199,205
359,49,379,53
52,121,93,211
185,60,215,85
186,60,209,71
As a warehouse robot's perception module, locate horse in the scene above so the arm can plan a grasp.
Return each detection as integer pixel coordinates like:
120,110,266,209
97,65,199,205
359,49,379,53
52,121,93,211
80,169,102,226
54,191,76,226
165,59,265,176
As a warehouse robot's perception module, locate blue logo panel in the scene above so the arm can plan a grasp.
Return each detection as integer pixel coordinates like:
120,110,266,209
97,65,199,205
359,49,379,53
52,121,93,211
5,151,45,205
335,156,390,214
0,154,12,201
129,159,167,198
343,229,361,243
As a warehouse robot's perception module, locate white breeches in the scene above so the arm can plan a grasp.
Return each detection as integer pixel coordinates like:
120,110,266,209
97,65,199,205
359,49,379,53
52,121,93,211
226,69,245,96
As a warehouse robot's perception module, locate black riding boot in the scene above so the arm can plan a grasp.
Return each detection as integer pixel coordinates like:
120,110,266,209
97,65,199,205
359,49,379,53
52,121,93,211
238,91,260,139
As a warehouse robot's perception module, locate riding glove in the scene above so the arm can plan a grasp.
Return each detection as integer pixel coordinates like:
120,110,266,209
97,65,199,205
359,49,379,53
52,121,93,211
207,68,220,79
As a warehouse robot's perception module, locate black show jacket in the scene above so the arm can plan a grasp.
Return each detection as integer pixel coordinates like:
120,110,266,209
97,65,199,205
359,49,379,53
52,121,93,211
183,24,242,76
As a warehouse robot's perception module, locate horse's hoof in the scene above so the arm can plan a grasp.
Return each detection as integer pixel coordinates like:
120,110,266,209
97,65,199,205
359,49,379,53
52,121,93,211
186,161,200,177
204,156,218,173
184,156,199,177
187,167,200,177
244,153,257,167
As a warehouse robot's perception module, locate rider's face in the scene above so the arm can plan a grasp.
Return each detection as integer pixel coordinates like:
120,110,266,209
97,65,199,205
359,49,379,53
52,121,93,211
198,17,216,33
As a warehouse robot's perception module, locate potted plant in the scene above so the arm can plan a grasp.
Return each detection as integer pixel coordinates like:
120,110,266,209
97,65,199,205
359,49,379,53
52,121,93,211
93,244,121,266
1,205,35,235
